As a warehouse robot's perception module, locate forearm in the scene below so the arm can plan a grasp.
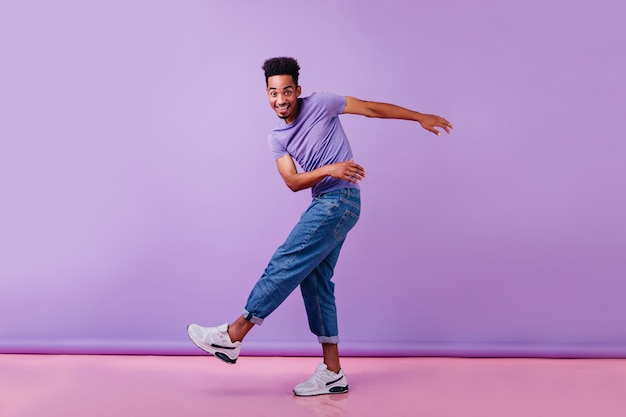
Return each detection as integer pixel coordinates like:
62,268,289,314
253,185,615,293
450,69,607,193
281,166,330,192
343,96,454,136
277,156,365,192
359,101,424,122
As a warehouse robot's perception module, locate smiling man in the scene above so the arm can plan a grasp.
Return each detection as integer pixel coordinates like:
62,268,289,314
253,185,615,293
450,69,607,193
187,57,453,396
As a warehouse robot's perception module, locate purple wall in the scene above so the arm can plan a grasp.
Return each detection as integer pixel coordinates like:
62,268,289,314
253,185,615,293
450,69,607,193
1,1,625,357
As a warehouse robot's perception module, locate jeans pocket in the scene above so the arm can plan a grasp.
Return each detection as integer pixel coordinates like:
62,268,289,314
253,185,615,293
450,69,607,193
333,209,359,241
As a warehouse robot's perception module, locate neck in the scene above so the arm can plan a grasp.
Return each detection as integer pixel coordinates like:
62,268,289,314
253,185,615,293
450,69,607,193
285,99,300,124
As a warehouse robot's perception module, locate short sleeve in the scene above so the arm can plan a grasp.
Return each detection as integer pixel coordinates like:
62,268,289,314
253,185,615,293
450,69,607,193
317,91,346,116
268,133,288,160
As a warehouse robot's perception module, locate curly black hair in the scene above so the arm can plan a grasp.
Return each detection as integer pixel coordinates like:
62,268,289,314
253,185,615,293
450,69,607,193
262,57,300,86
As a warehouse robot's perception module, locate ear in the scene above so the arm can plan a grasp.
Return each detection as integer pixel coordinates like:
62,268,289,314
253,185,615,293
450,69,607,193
296,85,302,97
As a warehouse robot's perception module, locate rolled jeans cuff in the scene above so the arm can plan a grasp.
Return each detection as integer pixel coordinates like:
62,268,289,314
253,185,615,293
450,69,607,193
242,308,264,325
318,335,339,344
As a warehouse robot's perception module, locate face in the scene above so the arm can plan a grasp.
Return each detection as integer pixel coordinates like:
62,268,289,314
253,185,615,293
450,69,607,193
266,74,301,124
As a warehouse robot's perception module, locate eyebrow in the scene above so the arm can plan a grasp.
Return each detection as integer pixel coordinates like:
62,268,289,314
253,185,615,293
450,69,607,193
268,85,294,90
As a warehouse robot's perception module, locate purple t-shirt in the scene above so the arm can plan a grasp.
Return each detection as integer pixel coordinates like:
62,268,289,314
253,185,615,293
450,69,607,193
268,91,358,198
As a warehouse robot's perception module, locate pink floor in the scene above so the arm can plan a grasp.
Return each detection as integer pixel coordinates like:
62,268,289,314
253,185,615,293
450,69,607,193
1,354,625,417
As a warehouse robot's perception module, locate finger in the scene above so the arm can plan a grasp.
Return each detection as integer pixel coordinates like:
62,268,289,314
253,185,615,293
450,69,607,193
348,166,364,176
345,174,359,183
346,171,364,182
347,170,362,179
428,126,441,136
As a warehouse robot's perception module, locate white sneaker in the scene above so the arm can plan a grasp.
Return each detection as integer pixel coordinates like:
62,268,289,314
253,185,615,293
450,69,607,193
186,323,241,364
293,363,349,396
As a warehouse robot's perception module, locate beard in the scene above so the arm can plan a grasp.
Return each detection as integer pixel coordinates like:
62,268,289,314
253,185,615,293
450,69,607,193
276,105,291,119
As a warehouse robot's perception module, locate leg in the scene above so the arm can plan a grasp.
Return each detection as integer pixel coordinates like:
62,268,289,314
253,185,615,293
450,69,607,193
228,315,254,343
300,243,344,372
322,343,341,373
243,189,359,324
189,189,360,371
293,189,360,395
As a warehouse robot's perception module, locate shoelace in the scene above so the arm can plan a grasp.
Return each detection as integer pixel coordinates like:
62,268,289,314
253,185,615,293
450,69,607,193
202,327,223,342
306,369,333,385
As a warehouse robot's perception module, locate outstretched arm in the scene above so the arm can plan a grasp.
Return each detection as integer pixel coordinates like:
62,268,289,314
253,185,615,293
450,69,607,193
342,96,453,136
276,154,365,192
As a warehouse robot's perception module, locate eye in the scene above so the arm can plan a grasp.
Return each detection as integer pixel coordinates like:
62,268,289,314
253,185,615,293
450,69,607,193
270,91,277,97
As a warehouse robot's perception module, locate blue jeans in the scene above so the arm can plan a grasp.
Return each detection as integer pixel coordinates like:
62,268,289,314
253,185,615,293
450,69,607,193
243,188,361,344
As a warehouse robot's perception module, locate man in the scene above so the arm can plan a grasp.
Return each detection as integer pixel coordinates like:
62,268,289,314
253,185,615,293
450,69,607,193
187,57,453,396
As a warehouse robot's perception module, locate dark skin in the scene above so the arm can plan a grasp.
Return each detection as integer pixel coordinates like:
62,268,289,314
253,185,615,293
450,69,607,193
229,74,453,373
266,75,453,193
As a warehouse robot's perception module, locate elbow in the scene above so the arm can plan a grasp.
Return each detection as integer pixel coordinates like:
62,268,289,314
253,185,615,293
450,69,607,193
284,178,302,192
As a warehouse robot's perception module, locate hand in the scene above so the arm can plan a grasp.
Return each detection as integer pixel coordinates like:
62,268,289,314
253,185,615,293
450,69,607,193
418,114,454,136
326,159,366,184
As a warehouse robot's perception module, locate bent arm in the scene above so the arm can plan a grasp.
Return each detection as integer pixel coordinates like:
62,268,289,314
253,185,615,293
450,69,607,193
276,154,365,192
342,96,453,136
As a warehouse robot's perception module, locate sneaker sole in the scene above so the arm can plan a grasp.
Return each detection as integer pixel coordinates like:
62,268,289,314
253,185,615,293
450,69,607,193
186,326,238,364
293,385,349,397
